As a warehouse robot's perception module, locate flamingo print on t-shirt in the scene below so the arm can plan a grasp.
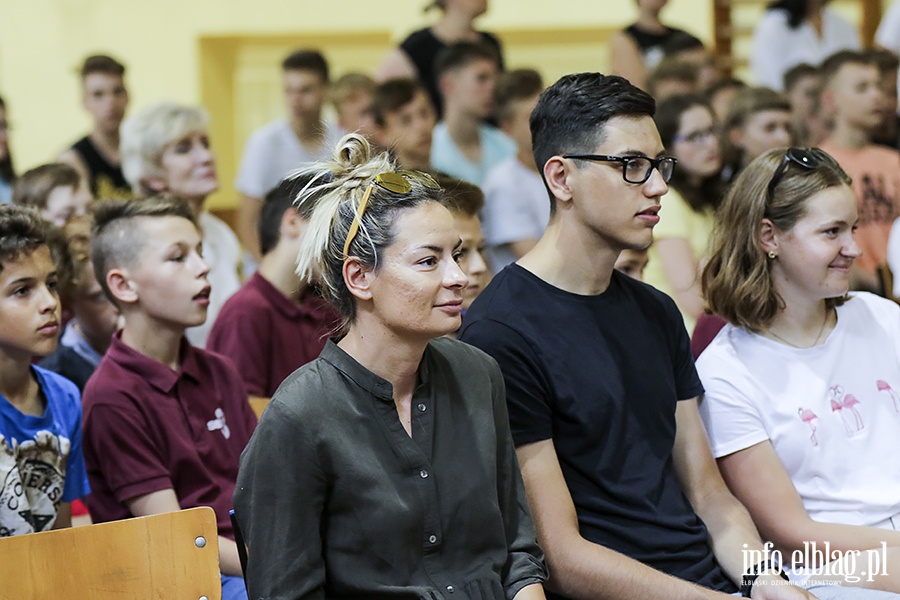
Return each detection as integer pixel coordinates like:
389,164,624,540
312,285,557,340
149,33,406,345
876,380,900,413
698,293,900,529
827,385,865,436
797,408,819,447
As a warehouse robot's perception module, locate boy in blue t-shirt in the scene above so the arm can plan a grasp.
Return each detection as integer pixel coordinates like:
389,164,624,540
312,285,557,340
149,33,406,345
0,204,89,536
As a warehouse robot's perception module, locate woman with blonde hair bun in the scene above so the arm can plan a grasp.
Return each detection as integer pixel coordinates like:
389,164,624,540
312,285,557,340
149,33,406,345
233,133,547,600
697,147,900,594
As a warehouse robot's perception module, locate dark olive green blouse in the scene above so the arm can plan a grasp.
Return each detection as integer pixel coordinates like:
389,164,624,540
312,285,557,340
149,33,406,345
234,337,546,600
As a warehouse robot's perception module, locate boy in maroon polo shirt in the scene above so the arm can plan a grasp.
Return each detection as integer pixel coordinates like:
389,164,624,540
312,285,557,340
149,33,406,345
207,177,339,401
82,196,256,600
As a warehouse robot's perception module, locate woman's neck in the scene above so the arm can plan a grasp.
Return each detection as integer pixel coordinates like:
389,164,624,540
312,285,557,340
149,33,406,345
764,299,834,348
338,320,427,401
635,7,665,32
431,8,479,43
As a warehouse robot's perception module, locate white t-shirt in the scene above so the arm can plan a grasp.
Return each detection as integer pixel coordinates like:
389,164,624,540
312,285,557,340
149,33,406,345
235,120,342,199
185,211,242,349
887,217,900,297
481,157,550,271
877,2,900,115
697,293,900,527
751,7,860,91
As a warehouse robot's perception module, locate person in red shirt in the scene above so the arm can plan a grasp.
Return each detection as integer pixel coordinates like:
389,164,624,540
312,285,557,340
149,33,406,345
208,177,339,400
82,196,256,600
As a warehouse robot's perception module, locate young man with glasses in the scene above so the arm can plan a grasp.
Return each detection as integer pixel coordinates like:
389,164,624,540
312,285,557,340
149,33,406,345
460,73,884,600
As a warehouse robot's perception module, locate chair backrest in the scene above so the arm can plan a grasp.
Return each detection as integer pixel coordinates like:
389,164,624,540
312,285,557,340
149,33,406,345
248,396,270,419
0,507,221,600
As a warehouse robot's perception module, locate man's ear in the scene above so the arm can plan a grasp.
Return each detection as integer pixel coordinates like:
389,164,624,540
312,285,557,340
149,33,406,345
820,87,837,115
543,156,574,207
280,207,304,240
142,177,168,194
438,71,455,101
728,125,744,151
342,258,374,302
106,267,139,305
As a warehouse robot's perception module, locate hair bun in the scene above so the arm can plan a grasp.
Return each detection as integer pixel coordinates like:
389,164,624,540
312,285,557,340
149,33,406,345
334,133,373,171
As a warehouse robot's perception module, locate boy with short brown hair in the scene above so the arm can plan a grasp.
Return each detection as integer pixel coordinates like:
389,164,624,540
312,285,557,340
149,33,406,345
372,78,437,170
0,204,89,537
84,196,256,600
481,69,549,270
819,50,900,292
58,54,131,199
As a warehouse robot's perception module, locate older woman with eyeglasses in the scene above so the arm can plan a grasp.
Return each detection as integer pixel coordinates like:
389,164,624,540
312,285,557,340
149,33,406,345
233,133,547,600
696,147,900,593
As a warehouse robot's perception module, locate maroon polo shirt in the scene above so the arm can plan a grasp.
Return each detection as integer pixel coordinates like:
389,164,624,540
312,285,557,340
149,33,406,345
82,332,257,540
207,272,340,397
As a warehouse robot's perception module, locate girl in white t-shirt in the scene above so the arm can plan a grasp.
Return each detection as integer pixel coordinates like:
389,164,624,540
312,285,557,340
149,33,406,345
698,146,900,593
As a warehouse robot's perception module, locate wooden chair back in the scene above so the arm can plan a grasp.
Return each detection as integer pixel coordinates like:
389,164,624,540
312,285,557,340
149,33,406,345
0,507,221,599
248,396,270,419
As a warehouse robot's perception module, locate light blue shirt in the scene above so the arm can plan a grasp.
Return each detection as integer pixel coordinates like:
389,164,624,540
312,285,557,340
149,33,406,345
430,123,516,186
0,178,11,204
60,321,104,368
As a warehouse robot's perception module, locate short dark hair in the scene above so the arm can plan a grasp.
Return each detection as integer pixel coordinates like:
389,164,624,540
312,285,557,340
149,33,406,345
783,63,819,92
494,69,544,125
647,58,699,98
433,174,484,217
820,50,876,89
13,163,81,210
661,31,706,57
530,73,656,211
372,78,428,126
0,204,51,273
865,48,900,76
80,54,126,79
704,77,746,104
258,174,323,256
434,41,500,80
282,49,330,83
91,196,197,303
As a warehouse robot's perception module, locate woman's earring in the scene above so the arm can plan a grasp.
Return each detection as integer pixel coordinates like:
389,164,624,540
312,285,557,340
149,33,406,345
768,251,777,259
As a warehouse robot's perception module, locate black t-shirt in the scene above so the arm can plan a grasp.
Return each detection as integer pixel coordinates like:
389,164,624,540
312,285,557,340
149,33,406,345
399,27,504,119
71,136,132,199
459,265,736,596
624,24,703,69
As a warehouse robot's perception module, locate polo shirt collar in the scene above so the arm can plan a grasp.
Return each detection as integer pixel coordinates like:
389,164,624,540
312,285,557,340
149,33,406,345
106,332,202,393
319,338,433,403
251,272,334,322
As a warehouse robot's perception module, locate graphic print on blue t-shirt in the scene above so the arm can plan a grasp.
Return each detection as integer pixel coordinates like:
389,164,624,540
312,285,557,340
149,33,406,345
0,430,69,535
0,367,89,537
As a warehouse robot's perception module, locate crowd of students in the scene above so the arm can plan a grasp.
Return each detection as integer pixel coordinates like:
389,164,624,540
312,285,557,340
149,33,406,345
4,0,900,598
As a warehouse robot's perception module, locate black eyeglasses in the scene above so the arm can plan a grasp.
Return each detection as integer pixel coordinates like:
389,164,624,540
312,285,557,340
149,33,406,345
766,147,833,200
673,125,721,145
562,154,677,184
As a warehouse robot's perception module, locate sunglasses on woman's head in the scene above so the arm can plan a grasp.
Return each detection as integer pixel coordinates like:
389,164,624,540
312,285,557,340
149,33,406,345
342,170,441,259
766,147,834,201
